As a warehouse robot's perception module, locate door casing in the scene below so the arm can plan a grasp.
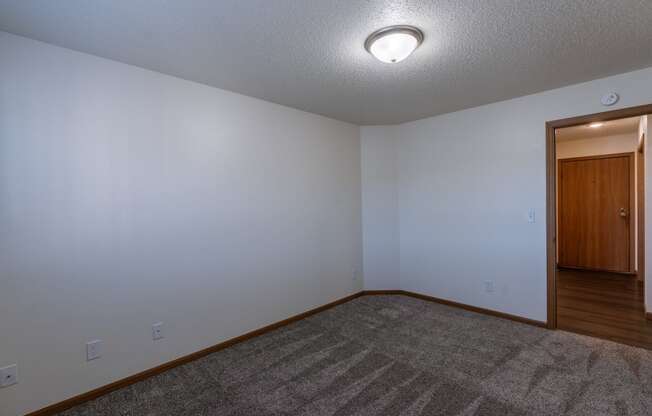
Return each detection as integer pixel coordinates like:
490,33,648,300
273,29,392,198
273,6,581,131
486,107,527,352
546,104,652,329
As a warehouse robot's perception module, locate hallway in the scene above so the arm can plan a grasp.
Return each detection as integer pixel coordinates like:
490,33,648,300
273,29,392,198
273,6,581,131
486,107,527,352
557,269,652,349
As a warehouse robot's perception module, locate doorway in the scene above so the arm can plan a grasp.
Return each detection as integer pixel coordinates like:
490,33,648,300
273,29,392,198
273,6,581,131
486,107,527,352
546,105,652,349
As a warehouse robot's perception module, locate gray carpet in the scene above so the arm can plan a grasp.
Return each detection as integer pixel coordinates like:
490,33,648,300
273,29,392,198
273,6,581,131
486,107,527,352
59,295,652,416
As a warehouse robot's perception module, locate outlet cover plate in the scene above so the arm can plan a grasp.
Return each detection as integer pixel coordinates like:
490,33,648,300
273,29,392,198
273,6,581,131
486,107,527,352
86,340,102,361
0,364,18,387
152,322,164,340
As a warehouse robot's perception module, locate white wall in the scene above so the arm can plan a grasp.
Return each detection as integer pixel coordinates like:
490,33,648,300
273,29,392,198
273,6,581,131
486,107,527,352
556,133,638,159
0,32,362,416
361,66,652,322
643,115,651,310
361,126,399,289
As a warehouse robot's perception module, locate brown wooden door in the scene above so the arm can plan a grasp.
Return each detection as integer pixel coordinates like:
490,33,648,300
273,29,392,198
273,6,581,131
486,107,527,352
558,153,634,273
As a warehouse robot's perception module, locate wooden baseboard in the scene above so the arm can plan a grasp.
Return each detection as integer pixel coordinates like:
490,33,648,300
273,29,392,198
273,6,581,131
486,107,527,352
27,288,546,415
361,290,404,295
25,291,364,416
398,290,548,328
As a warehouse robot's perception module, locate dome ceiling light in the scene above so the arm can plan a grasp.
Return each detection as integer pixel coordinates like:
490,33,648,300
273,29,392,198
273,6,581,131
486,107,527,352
364,25,424,64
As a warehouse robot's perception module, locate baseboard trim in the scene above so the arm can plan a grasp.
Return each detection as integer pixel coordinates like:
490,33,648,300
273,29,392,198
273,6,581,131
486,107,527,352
361,290,404,295
25,291,364,416
398,290,548,328
26,288,546,415
364,289,546,328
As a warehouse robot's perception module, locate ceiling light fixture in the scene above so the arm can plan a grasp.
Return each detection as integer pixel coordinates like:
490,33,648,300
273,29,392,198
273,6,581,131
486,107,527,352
588,122,604,128
365,25,424,64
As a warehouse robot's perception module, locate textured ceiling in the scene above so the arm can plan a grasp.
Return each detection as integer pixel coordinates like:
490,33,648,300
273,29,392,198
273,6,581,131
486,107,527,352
556,116,640,142
1,1,652,125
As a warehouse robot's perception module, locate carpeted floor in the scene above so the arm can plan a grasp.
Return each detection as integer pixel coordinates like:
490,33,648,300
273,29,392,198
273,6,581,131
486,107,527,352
59,295,652,416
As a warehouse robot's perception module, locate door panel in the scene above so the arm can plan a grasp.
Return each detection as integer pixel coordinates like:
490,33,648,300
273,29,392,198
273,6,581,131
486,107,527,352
558,154,632,273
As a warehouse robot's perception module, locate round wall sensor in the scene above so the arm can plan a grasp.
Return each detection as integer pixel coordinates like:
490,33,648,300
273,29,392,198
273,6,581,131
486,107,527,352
601,92,619,106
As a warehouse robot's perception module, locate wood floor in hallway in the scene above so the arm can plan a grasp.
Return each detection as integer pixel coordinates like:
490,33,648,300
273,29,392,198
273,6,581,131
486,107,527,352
557,268,652,349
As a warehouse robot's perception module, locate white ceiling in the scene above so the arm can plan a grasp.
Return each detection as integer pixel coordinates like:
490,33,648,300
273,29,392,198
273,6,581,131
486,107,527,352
556,117,641,142
1,1,652,125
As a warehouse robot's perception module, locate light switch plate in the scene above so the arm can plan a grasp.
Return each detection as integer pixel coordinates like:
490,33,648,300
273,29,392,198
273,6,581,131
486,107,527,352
528,208,535,223
86,340,102,361
0,364,18,387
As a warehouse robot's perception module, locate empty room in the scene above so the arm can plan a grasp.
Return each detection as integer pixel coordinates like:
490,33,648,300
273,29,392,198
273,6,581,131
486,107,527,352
2,1,652,416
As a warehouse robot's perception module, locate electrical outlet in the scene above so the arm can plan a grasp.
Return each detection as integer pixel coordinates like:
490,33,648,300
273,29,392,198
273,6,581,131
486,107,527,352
0,364,17,387
528,208,536,223
152,322,164,340
86,340,102,361
484,280,495,293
